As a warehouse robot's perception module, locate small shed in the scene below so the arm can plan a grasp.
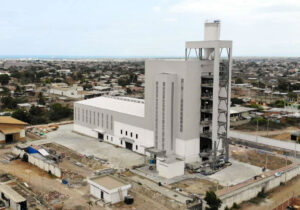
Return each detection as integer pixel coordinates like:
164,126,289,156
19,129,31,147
88,175,131,204
0,117,27,144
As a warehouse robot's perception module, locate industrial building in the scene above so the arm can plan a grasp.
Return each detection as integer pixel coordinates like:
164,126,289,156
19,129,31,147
74,20,232,177
0,117,27,144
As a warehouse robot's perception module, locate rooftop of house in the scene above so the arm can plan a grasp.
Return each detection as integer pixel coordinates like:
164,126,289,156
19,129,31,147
0,116,27,125
89,175,129,190
0,184,26,203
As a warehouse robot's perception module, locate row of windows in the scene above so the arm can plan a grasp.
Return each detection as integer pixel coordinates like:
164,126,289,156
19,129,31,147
74,107,113,130
120,129,139,139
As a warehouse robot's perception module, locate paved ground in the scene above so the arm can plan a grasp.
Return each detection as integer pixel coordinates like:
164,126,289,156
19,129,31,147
32,124,144,169
209,159,263,186
230,131,300,152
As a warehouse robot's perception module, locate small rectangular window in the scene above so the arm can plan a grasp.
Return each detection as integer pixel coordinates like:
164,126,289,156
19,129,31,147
120,130,123,134
136,145,138,150
136,134,138,139
106,135,108,140
121,140,123,145
125,131,128,136
130,132,133,138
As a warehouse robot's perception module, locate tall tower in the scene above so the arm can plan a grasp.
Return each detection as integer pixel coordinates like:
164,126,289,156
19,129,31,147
185,20,232,168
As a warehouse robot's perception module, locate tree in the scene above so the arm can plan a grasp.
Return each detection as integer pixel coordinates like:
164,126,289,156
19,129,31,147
0,74,10,85
235,77,244,84
287,92,298,101
38,92,46,105
12,109,30,123
1,96,17,109
48,103,72,121
204,191,222,210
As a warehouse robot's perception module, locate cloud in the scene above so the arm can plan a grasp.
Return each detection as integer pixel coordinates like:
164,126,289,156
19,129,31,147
163,17,177,22
169,0,300,19
153,6,161,12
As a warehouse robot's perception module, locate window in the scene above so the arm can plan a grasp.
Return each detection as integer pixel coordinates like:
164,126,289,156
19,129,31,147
89,111,92,124
136,145,138,150
130,132,133,138
125,131,128,136
106,114,108,129
93,111,95,125
121,140,123,145
106,135,108,140
136,134,138,139
180,79,184,132
111,115,113,130
120,130,123,134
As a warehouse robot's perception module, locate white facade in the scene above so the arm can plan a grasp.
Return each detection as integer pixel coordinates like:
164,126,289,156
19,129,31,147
74,21,232,174
88,176,131,204
157,157,185,179
49,84,84,99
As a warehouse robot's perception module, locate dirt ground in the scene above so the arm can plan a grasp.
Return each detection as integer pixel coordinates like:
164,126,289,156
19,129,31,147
241,176,300,210
43,143,108,171
234,126,299,142
0,159,96,209
171,178,221,195
230,145,292,170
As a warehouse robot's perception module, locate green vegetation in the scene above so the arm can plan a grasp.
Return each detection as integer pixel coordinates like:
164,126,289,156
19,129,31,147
231,98,244,106
247,103,263,111
11,104,72,125
235,77,244,84
270,100,285,108
0,74,10,85
204,191,222,210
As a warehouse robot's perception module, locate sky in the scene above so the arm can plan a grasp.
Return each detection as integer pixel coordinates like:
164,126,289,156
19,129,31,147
0,0,300,57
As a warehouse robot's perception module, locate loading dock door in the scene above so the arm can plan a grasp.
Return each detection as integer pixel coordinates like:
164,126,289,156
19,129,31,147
5,134,13,143
125,142,133,151
98,133,104,141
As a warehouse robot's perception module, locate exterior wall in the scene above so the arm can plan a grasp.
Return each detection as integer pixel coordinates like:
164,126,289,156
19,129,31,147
0,127,26,143
73,124,98,138
114,121,154,153
73,102,154,155
12,147,62,177
154,73,177,155
0,132,4,142
218,165,300,209
89,180,131,204
50,87,83,99
157,158,185,179
176,138,200,163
